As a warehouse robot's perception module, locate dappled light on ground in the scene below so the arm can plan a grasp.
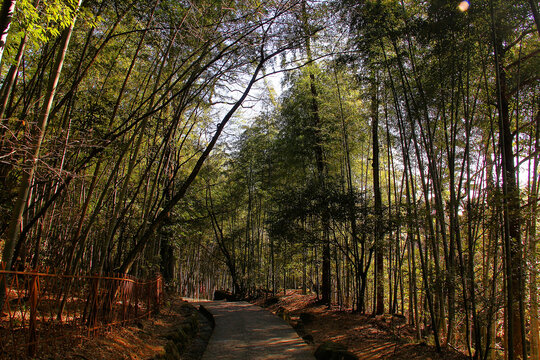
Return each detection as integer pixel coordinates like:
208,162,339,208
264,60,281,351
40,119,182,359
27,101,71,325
194,300,313,359
255,290,468,360
21,297,197,359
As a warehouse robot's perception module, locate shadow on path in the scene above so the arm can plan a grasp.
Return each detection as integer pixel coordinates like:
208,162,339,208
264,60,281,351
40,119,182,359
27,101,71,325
192,301,314,360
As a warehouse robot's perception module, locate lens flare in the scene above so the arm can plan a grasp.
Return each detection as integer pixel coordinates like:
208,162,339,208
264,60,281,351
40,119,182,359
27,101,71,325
458,1,470,12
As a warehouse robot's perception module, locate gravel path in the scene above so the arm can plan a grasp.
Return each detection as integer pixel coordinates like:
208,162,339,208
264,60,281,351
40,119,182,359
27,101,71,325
195,301,314,360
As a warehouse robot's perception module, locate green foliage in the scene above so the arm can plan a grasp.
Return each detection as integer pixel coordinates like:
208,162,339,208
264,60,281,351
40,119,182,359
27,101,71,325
6,0,98,56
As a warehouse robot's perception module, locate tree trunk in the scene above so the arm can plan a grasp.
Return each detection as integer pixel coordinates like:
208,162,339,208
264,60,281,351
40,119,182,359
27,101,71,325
2,0,81,270
529,0,540,38
118,51,275,274
96,1,158,275
0,0,16,68
301,0,331,306
371,73,384,315
528,110,539,360
0,33,26,122
492,30,526,360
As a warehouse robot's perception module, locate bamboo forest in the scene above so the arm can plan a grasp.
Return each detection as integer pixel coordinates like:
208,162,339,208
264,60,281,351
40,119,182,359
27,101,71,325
0,0,539,359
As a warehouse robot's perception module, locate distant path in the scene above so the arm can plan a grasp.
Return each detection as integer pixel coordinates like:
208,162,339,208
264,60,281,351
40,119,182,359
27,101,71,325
193,301,314,360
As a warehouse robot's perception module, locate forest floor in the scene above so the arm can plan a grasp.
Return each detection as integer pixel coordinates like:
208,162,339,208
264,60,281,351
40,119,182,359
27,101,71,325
254,290,468,360
25,297,202,360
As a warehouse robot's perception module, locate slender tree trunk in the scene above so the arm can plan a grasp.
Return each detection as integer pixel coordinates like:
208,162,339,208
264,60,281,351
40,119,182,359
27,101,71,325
484,144,499,360
492,26,526,359
97,3,158,274
371,72,384,315
333,66,367,312
118,49,275,274
2,0,81,269
301,0,330,306
528,110,539,360
0,33,26,122
0,0,16,68
529,0,540,38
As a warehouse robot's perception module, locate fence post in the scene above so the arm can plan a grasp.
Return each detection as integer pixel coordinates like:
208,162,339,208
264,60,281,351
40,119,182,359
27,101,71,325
134,277,138,319
153,276,161,315
105,273,114,325
147,281,151,318
121,275,127,323
28,273,39,357
88,276,99,329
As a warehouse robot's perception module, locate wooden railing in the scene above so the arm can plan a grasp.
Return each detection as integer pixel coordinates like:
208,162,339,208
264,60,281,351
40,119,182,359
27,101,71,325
0,262,162,358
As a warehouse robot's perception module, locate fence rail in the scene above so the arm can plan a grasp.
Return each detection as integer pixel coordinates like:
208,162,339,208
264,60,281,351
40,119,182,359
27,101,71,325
0,262,163,358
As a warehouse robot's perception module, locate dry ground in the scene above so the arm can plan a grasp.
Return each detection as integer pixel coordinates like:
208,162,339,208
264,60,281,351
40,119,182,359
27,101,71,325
6,297,196,360
254,290,468,360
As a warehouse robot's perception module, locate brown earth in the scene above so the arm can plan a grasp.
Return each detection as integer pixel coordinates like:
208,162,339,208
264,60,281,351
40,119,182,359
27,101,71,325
9,297,202,360
254,290,469,360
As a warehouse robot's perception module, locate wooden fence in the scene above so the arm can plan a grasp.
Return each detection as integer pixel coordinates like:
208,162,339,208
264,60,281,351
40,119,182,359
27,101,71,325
0,262,163,358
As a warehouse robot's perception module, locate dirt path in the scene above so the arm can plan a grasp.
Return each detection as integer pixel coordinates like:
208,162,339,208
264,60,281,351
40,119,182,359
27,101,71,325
195,301,314,360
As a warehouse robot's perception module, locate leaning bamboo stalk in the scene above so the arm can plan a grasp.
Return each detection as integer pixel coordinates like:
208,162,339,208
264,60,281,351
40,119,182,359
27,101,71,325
2,0,82,272
0,0,16,68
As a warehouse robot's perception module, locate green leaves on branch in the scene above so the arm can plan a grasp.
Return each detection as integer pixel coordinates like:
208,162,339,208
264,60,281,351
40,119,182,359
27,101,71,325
8,0,98,52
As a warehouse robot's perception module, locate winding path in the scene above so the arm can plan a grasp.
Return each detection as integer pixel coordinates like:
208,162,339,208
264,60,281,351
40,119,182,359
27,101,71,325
195,301,314,360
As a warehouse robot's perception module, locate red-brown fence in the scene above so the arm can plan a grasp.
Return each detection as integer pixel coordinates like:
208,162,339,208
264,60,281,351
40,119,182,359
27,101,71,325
0,262,163,358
